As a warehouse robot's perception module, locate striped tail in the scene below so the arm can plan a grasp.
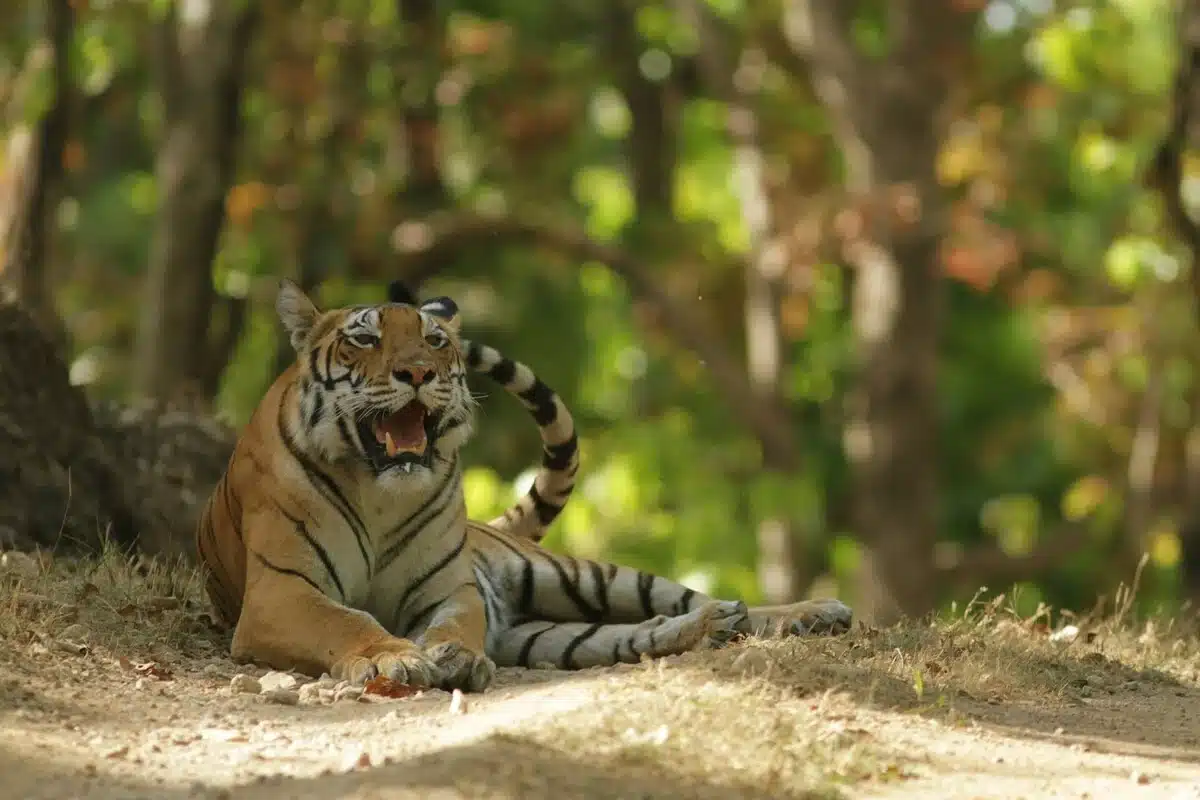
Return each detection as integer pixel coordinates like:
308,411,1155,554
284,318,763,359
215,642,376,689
463,339,579,542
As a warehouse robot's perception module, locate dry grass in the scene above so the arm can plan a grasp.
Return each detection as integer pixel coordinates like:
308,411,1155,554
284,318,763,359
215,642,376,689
0,539,225,664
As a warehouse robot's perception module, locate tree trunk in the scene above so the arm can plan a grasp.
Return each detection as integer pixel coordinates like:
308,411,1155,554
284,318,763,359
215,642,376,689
786,0,973,623
680,2,807,602
133,1,257,404
1149,0,1200,606
0,0,73,354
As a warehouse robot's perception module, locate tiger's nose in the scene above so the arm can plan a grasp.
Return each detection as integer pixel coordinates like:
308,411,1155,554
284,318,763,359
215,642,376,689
394,368,435,386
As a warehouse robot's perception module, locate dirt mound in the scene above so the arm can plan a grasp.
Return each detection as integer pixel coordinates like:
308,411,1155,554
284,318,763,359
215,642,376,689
0,299,234,560
92,401,235,560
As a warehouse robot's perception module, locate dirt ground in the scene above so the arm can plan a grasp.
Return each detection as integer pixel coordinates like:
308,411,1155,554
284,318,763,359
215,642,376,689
3,551,1200,799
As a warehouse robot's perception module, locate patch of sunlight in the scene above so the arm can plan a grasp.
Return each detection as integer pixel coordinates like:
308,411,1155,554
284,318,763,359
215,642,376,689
589,88,630,139
580,455,642,519
1105,237,1142,289
1149,520,1181,569
511,467,537,501
463,466,504,520
560,501,604,560
829,535,860,582
981,494,1040,557
676,569,713,596
1077,131,1118,174
571,166,633,241
1030,22,1086,90
1061,475,1109,522
578,261,617,299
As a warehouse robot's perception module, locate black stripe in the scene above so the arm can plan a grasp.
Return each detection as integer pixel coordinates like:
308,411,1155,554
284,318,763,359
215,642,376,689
675,588,695,615
220,477,244,543
308,385,325,427
488,358,516,385
308,347,322,384
528,484,562,525
637,572,656,618
276,503,346,600
589,561,611,618
253,550,323,594
276,395,373,576
542,434,578,471
518,379,558,425
516,624,557,667
541,552,602,621
393,535,467,620
562,623,603,669
472,526,536,614
611,639,622,666
465,341,484,369
519,555,535,614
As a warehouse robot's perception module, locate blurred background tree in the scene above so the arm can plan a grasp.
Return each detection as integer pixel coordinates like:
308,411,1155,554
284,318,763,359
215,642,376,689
1,0,1195,624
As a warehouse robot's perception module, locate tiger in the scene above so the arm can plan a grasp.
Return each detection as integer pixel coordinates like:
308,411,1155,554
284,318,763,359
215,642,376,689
195,279,853,693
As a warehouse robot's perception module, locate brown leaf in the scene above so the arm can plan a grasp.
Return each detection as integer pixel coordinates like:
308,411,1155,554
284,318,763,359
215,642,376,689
134,661,173,681
363,675,418,699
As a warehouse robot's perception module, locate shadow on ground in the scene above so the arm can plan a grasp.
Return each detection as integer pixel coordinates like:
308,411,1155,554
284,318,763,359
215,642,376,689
229,734,839,800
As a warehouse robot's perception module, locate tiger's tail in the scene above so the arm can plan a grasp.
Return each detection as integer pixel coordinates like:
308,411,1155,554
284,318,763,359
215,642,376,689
388,281,579,541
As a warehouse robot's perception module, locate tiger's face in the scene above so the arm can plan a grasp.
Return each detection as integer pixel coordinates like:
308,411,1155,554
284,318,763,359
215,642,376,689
275,280,475,486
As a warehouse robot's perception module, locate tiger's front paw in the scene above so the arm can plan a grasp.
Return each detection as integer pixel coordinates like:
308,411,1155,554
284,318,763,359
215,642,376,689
426,641,496,693
332,636,440,688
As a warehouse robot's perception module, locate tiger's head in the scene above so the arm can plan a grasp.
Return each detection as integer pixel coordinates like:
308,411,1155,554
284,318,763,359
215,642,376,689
275,279,475,485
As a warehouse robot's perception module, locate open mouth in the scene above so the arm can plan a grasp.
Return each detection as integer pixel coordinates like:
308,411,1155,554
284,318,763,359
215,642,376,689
358,401,440,471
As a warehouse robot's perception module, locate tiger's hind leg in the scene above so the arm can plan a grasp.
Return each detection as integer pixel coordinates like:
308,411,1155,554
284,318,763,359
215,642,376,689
488,600,748,669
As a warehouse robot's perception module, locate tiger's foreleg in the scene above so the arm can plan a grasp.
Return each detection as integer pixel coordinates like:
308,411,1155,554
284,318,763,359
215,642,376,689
412,582,497,692
231,512,440,687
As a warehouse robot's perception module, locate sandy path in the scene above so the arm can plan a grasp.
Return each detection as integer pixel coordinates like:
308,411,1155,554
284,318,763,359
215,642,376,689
3,640,1200,800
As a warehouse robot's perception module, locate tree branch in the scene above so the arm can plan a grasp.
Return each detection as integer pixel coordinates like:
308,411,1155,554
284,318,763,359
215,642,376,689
391,211,803,468
938,525,1095,598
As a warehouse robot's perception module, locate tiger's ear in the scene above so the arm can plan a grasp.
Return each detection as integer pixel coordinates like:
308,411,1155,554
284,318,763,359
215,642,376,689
387,280,418,305
276,279,320,351
420,296,460,333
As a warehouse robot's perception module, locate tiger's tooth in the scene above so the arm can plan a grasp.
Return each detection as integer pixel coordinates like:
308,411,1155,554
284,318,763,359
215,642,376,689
385,431,398,457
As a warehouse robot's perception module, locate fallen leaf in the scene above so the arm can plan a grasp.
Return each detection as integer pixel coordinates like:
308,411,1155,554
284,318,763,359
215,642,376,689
363,675,418,699
134,661,173,681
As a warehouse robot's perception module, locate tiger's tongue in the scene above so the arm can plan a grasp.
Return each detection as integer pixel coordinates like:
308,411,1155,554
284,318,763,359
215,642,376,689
375,403,427,456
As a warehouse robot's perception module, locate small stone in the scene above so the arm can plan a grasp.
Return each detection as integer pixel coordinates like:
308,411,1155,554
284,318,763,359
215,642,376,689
229,674,261,694
448,688,467,715
104,745,129,759
340,749,371,771
261,689,300,706
258,671,299,692
298,683,323,705
135,678,148,691
334,685,363,703
318,688,336,704
1131,770,1151,785
202,664,224,677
